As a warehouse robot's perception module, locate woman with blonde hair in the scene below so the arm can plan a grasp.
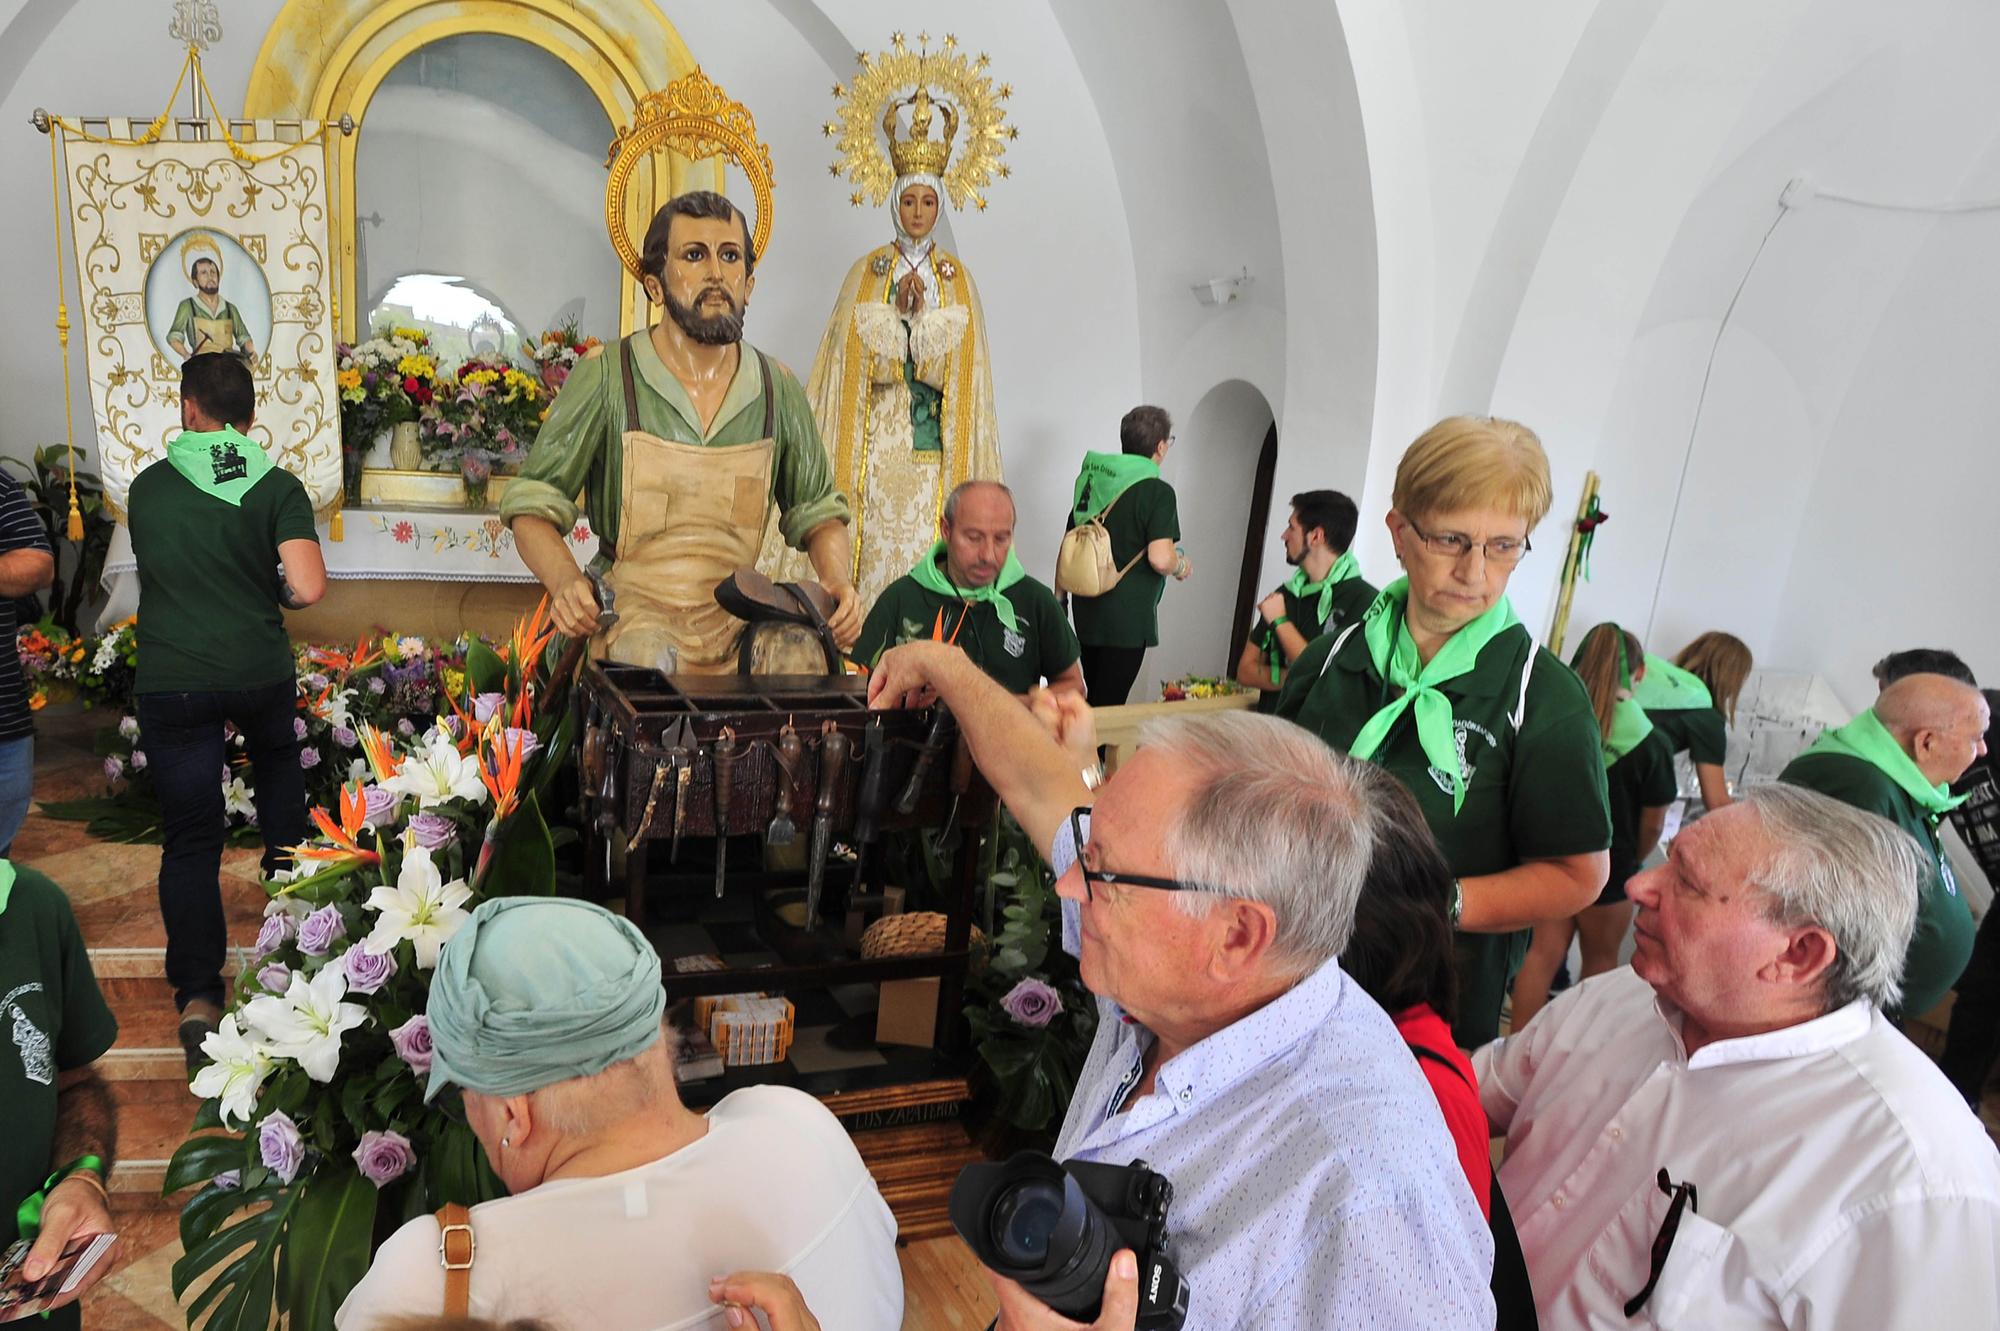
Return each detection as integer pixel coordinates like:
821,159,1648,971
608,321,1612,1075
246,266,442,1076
1634,630,1753,812
1276,416,1610,1047
1507,622,1677,1030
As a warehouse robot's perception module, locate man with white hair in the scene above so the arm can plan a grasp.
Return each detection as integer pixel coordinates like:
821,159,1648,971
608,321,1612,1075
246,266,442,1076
869,642,1495,1331
1780,671,1991,1017
1476,784,2000,1330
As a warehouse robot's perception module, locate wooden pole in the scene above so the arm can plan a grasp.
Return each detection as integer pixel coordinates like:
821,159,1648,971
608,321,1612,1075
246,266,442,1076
1547,470,1599,658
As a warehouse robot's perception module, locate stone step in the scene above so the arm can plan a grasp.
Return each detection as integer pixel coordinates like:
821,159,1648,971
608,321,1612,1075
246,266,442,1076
107,1079,201,1199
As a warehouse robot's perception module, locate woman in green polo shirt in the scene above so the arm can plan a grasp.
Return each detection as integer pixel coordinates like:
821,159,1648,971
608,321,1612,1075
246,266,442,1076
1634,631,1752,813
1508,623,1676,1031
1275,416,1610,1048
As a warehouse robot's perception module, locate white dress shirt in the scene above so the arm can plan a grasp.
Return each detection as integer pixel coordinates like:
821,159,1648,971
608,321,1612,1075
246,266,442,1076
1048,819,1496,1331
1475,968,2000,1329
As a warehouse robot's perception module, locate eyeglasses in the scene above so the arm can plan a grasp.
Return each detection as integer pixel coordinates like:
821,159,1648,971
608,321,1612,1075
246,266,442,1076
1069,807,1198,902
1405,516,1532,566
1623,1168,1699,1317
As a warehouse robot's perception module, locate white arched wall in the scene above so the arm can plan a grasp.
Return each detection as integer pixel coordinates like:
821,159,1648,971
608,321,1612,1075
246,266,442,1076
1152,379,1274,686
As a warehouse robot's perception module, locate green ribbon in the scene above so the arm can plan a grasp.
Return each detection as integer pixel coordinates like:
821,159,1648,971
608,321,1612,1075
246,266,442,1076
1575,495,1609,582
1802,708,1969,822
908,540,1026,633
165,427,274,507
1632,654,1712,712
16,1154,105,1243
0,858,14,916
1069,452,1159,524
1265,550,1362,683
1349,578,1521,814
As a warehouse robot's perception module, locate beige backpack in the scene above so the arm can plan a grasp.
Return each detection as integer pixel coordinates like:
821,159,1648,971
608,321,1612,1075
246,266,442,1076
1054,487,1147,597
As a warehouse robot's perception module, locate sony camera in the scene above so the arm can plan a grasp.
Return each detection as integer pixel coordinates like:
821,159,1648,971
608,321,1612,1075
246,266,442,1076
948,1151,1191,1329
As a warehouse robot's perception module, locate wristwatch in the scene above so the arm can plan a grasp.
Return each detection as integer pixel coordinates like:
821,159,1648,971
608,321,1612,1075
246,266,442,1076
1081,763,1106,791
1449,878,1464,927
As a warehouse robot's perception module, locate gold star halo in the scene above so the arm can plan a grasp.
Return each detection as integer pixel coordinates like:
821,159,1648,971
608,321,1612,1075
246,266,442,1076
826,31,1015,211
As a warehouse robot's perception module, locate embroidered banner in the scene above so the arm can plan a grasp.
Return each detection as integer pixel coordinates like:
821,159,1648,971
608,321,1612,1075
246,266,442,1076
65,130,340,514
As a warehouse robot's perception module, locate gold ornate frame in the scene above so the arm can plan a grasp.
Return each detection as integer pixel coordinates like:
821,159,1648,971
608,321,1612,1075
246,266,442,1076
604,68,776,279
245,0,710,340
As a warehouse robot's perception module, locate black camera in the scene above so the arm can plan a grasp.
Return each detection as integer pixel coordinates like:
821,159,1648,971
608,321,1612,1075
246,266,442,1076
948,1151,1191,1329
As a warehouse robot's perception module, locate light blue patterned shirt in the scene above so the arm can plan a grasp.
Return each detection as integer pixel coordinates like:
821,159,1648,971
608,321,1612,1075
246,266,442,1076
1048,819,1495,1330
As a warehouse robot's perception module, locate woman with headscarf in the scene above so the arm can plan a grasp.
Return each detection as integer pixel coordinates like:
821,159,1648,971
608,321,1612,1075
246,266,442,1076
1275,417,1611,1048
335,899,902,1330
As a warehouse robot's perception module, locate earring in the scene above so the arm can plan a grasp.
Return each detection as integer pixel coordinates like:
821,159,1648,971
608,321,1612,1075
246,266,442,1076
500,1136,510,1149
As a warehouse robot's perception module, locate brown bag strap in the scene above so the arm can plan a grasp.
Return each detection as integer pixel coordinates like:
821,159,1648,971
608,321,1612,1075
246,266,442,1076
436,1202,474,1317
620,336,643,436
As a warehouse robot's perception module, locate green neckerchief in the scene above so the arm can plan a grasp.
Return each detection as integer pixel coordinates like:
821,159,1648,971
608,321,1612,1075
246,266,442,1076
1349,577,1521,814
1803,708,1969,822
166,426,274,506
0,858,13,915
908,541,1026,633
1070,452,1159,524
1265,550,1363,684
1603,697,1655,767
1632,653,1712,712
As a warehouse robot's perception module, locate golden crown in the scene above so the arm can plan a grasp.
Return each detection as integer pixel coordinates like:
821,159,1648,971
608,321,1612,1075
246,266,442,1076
825,32,1015,211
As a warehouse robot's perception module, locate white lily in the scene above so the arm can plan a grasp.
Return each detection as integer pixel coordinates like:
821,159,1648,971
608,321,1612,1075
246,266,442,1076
361,845,473,968
381,727,487,808
221,774,256,820
190,1014,275,1126
242,966,369,1083
323,687,358,732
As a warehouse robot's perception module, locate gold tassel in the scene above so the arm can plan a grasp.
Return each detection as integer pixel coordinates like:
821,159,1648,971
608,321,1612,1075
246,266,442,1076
330,496,345,541
65,490,83,541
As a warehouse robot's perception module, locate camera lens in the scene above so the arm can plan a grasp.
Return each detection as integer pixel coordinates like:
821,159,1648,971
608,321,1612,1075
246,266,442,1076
989,1178,1066,1265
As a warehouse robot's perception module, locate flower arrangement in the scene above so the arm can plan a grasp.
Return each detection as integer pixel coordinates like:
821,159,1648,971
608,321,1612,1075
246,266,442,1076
962,818,1097,1137
420,358,546,479
522,318,601,396
166,600,572,1331
335,328,440,446
1159,674,1251,702
20,616,140,711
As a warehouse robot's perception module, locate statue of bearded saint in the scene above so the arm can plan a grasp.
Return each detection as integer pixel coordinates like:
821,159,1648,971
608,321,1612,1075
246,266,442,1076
764,108,1003,607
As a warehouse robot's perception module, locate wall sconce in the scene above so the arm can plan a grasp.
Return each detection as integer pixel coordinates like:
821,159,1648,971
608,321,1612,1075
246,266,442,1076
1192,267,1253,306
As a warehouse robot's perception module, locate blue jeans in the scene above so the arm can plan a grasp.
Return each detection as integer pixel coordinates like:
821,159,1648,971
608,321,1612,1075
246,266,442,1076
0,734,32,856
137,681,306,1011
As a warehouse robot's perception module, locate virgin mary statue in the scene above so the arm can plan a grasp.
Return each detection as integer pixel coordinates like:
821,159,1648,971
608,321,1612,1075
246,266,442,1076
765,41,1011,607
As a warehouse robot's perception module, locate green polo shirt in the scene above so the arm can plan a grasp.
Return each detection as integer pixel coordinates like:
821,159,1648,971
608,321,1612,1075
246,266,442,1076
499,333,851,556
1067,476,1180,649
854,563,1079,695
1607,729,1678,893
1249,574,1379,711
129,461,319,694
1779,750,1974,1019
1276,620,1611,1047
1647,704,1728,767
2,866,119,1265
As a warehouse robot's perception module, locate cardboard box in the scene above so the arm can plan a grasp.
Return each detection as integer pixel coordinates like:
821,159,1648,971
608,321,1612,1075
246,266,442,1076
875,977,941,1048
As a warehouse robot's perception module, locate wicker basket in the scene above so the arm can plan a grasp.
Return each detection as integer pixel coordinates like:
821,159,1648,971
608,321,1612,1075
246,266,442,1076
709,995,795,1067
859,910,985,959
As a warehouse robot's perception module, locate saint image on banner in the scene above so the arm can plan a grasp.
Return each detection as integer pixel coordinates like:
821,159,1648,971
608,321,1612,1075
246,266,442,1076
768,35,1011,607
151,230,265,364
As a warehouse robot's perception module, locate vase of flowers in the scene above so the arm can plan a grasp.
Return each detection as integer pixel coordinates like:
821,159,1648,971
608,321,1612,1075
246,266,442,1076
523,319,602,397
389,422,423,471
421,359,545,479
336,329,440,487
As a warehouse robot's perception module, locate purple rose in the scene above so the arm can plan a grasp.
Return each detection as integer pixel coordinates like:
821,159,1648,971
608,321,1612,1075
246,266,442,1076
342,944,397,994
102,755,124,782
306,673,330,691
332,725,359,749
471,692,506,724
118,715,140,739
362,784,399,829
254,912,298,960
352,1130,415,1188
407,813,456,851
130,749,148,771
999,977,1063,1029
293,717,309,740
256,962,291,992
297,904,347,957
367,677,387,695
212,1169,241,1191
390,1014,433,1074
258,1110,306,1185
501,727,540,761
396,718,416,737
299,746,321,770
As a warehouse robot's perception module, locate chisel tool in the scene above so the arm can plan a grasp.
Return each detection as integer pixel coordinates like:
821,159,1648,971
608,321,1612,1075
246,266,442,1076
712,727,739,899
806,722,849,927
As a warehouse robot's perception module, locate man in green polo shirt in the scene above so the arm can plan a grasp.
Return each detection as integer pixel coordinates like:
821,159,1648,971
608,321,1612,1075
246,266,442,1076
1234,489,1376,712
1781,673,1991,1020
503,191,858,672
1,861,121,1331
853,481,1081,696
1064,405,1188,706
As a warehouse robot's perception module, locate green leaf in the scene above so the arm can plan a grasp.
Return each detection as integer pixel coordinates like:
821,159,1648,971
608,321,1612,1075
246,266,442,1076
281,1163,378,1331
164,1133,245,1195
482,792,556,895
464,639,507,695
179,1182,250,1251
